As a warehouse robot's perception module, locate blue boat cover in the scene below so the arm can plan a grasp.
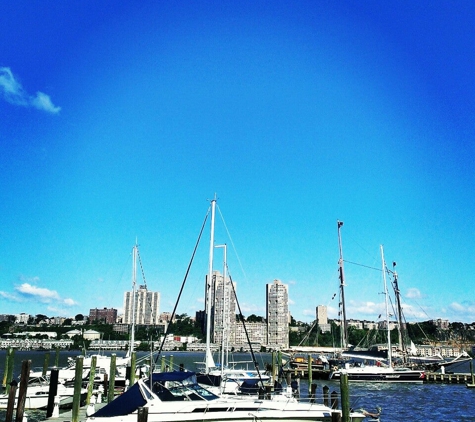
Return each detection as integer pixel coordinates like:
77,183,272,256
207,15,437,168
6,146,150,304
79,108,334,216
92,371,195,417
92,382,146,417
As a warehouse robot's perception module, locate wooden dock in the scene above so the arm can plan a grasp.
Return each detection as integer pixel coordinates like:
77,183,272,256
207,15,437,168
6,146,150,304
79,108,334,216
46,403,106,421
425,372,475,384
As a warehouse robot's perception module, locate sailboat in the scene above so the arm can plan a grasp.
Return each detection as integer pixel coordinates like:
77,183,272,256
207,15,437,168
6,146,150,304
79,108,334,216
196,197,270,395
87,198,366,422
329,235,425,383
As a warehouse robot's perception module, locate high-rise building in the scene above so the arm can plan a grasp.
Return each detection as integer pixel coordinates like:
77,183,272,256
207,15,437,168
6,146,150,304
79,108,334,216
208,270,236,345
123,285,160,325
316,305,331,333
266,279,289,349
89,307,118,324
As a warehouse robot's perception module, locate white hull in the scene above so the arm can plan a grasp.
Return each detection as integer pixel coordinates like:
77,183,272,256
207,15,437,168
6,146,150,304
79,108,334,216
87,371,365,422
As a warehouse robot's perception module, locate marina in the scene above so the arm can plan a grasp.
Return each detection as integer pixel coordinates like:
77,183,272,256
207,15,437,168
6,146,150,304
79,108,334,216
1,350,475,422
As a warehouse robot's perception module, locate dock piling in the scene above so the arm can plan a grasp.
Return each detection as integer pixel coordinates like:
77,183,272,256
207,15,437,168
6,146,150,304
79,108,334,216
71,356,84,422
108,354,116,403
14,360,30,422
46,369,60,418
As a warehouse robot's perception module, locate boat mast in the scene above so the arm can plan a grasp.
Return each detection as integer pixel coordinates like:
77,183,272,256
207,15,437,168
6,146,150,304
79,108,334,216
380,245,392,366
392,262,406,359
129,241,137,357
337,220,348,349
205,196,216,373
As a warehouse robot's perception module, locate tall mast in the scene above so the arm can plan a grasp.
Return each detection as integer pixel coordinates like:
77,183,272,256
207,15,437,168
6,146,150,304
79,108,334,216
129,241,137,356
337,220,348,349
381,245,392,365
205,196,216,372
392,262,406,359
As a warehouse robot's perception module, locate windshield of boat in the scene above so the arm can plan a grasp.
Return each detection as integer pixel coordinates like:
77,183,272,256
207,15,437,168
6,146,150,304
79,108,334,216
153,378,220,401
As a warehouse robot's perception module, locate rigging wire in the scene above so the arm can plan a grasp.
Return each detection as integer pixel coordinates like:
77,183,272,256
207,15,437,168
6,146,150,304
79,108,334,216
154,205,211,364
227,265,266,391
343,259,382,272
216,204,248,281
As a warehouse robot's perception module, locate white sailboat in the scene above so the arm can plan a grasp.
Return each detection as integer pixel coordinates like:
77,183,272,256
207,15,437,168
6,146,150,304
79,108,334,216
197,197,270,395
330,240,425,383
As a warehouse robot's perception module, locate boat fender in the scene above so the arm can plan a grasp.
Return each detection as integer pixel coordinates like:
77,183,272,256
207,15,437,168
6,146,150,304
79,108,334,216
52,395,60,418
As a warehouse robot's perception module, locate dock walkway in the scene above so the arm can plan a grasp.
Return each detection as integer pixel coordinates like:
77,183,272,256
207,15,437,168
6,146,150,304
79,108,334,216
46,403,106,422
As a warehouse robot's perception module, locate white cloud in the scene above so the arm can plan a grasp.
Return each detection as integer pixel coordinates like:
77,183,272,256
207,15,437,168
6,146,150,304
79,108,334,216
16,283,60,302
31,91,61,114
0,291,20,301
0,67,61,114
406,288,422,299
63,298,78,306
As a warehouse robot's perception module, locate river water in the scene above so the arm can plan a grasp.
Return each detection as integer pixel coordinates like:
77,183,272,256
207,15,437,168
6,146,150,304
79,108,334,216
1,350,474,421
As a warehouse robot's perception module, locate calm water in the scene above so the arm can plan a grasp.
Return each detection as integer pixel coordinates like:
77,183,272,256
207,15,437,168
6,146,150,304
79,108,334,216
1,350,474,422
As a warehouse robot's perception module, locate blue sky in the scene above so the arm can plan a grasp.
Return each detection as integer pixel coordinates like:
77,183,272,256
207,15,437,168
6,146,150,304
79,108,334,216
1,1,474,325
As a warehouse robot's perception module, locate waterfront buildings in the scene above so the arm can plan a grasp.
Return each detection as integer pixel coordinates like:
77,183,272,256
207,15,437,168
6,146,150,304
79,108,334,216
89,307,118,324
208,270,237,345
266,279,289,349
316,305,331,333
123,285,160,325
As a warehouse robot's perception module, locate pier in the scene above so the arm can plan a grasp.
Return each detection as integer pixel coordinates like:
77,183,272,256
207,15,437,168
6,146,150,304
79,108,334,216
424,372,474,384
284,368,475,385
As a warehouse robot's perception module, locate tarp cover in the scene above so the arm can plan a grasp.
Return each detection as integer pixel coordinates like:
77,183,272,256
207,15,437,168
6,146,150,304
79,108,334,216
92,371,195,417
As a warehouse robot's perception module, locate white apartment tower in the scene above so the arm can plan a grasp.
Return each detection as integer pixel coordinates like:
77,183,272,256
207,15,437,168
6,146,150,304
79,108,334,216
316,305,331,333
123,285,160,325
208,270,236,345
266,279,289,349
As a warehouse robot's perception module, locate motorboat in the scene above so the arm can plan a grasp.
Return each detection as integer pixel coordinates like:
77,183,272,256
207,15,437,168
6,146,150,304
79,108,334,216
0,375,87,410
87,370,366,422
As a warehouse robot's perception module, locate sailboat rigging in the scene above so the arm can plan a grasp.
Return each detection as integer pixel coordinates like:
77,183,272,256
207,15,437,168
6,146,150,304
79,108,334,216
337,220,349,349
329,239,425,382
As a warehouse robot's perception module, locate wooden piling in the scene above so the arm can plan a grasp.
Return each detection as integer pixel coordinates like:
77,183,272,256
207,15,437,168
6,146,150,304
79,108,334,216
310,383,317,403
323,385,330,407
130,352,136,386
331,411,342,422
169,355,174,371
307,354,312,386
5,380,17,422
54,347,60,367
340,372,350,422
86,355,97,405
137,406,149,422
43,352,50,377
161,355,165,372
71,356,84,422
103,374,109,399
331,390,338,409
16,360,31,422
108,354,117,403
46,369,60,418
4,347,15,394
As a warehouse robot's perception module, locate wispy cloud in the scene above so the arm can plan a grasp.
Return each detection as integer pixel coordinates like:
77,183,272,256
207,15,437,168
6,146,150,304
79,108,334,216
63,298,78,306
0,67,61,114
0,291,20,301
406,288,422,299
5,276,79,310
16,283,60,302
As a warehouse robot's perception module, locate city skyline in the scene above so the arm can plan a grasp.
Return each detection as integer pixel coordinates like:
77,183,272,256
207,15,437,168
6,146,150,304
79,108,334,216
1,2,474,324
